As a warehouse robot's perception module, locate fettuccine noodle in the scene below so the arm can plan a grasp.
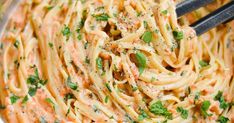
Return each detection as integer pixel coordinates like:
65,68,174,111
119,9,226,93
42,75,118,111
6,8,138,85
0,0,233,123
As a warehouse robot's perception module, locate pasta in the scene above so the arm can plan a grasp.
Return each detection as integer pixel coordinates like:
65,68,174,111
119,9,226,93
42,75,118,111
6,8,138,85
0,0,233,122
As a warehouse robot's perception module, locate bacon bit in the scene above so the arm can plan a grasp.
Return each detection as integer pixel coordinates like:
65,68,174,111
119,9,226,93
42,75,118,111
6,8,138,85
208,114,218,121
188,97,194,104
231,111,234,123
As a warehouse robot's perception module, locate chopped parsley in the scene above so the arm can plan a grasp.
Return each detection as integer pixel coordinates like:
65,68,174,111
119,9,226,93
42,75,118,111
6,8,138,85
135,52,146,75
10,94,20,104
45,98,55,110
176,107,188,119
66,107,70,116
22,95,29,104
141,31,152,43
92,13,109,21
85,56,90,64
105,83,112,92
214,91,229,110
96,57,103,70
132,86,138,92
161,10,168,15
217,116,229,123
200,100,212,118
104,96,109,103
61,25,71,36
64,93,75,101
28,87,37,96
199,60,209,68
27,68,47,96
172,30,184,41
66,76,78,90
138,108,148,121
13,40,20,48
48,42,53,49
149,101,172,119
46,6,54,10
84,42,88,49
77,33,82,40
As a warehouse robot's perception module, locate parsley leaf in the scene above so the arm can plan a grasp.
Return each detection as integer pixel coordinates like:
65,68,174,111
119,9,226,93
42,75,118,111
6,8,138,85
138,109,149,121
172,30,183,41
22,95,29,104
214,91,229,110
217,116,229,123
161,10,168,15
10,95,20,104
138,109,148,121
141,31,152,43
45,98,55,110
200,100,212,118
105,83,112,92
135,52,146,75
176,107,188,119
93,13,109,21
96,57,103,70
104,96,109,103
64,93,75,101
28,87,37,96
13,40,20,48
66,76,78,90
61,25,71,36
199,60,209,67
149,101,172,119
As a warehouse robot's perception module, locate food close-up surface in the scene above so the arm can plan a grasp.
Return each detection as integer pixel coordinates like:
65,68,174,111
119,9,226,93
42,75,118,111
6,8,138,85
0,0,233,123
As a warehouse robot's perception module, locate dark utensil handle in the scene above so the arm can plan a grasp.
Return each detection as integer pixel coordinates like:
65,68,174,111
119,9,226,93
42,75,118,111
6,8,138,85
176,0,214,18
190,1,234,36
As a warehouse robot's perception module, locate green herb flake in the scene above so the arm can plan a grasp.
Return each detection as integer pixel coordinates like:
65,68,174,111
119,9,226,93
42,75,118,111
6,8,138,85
176,107,188,119
96,57,103,70
10,95,20,104
200,100,212,118
141,31,152,43
93,13,109,21
46,6,54,10
105,83,112,92
22,95,29,104
132,86,138,92
138,109,148,121
104,96,109,103
214,91,229,110
172,30,184,41
28,87,37,96
13,40,20,48
64,93,75,101
135,52,146,75
61,25,71,36
161,10,168,15
149,101,172,119
217,116,229,123
48,42,53,49
77,33,82,40
199,60,209,68
66,76,78,90
45,98,55,109
66,107,70,117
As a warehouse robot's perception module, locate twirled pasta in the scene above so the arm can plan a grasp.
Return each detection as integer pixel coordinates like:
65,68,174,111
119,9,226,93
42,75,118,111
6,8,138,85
0,0,233,123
